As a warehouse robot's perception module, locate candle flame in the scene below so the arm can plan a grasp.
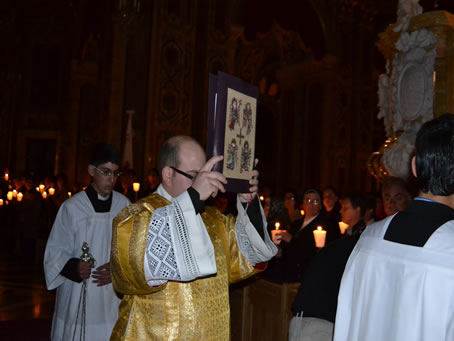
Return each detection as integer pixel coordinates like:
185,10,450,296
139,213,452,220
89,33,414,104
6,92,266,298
275,222,280,230
317,226,323,231
259,195,264,201
300,209,305,216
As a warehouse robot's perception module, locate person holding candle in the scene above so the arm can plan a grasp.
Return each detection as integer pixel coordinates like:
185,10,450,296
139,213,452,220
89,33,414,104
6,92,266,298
109,135,276,340
269,188,336,283
322,186,342,230
339,193,367,236
334,114,454,341
43,143,131,341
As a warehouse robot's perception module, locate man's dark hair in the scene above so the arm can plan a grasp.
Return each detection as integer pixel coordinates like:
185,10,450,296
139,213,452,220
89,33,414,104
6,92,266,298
89,143,121,167
323,185,339,197
415,113,454,196
157,136,199,177
342,192,368,218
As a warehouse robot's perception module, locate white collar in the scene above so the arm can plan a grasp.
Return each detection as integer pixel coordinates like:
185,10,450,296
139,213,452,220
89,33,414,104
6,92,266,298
156,184,173,201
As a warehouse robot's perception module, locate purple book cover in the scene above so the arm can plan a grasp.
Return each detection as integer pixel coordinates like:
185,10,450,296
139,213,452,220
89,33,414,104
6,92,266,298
206,71,259,193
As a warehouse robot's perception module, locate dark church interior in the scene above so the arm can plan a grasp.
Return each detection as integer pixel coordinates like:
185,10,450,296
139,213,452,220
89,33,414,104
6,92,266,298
1,0,454,340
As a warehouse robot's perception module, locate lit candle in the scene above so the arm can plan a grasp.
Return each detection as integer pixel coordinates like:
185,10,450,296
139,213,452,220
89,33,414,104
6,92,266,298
300,209,305,216
36,187,40,192
13,189,17,198
313,226,327,248
338,221,349,235
68,192,72,198
42,191,48,199
4,173,8,181
39,184,45,192
133,182,140,192
48,187,55,196
259,195,264,201
17,192,23,202
7,191,13,201
271,222,286,245
0,199,3,206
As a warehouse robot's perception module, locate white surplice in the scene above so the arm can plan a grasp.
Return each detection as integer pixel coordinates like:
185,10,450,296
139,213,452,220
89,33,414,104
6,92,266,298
143,185,277,286
334,216,454,341
44,190,130,341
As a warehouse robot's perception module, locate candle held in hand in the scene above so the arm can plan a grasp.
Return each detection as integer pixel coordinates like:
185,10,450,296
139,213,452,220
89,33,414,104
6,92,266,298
313,226,327,248
338,221,349,234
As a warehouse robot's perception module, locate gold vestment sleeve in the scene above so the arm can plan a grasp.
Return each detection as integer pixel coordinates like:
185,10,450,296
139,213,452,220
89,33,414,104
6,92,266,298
111,194,170,295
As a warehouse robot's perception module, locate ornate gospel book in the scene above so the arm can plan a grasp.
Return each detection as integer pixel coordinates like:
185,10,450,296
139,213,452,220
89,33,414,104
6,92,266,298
207,71,259,192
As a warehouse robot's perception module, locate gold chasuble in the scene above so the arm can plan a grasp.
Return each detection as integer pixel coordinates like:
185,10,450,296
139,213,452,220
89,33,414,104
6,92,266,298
110,193,260,340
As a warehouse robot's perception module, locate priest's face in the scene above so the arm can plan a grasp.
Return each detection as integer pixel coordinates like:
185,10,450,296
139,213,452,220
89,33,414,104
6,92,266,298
167,140,206,198
88,162,120,197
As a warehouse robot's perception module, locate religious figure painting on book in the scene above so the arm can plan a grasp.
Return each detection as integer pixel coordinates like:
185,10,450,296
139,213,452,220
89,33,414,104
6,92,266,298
223,88,257,180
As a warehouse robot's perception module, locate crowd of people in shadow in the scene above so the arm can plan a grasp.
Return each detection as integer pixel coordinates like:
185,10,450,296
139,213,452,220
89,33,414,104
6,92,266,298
261,176,414,340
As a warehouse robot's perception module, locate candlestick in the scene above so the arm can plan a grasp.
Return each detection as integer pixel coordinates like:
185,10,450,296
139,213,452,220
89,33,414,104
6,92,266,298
48,187,55,196
17,192,23,202
7,191,13,201
338,221,349,235
313,226,326,248
133,182,140,192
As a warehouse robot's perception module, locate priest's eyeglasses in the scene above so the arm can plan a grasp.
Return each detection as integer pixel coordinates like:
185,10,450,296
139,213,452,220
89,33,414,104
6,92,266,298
94,167,122,178
170,167,196,181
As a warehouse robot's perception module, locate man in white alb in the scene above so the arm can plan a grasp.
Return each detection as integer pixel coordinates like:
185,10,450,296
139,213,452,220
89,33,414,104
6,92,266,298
334,114,454,341
44,144,130,340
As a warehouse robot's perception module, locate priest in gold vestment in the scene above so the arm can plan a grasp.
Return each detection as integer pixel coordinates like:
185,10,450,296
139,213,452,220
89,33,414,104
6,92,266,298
110,136,277,340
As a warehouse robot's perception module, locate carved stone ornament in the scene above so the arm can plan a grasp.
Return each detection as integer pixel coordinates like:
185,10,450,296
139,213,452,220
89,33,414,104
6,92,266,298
391,28,436,132
374,26,436,181
382,126,418,179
